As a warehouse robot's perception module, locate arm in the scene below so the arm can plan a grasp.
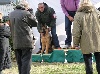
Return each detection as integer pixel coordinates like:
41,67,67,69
72,13,82,47
60,0,73,21
49,8,56,27
75,0,80,9
26,12,37,27
60,0,69,17
0,23,10,38
4,24,11,38
35,11,42,33
35,11,41,23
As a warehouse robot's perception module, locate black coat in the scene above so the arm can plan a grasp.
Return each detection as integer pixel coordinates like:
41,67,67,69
9,9,37,49
0,23,11,70
35,6,56,32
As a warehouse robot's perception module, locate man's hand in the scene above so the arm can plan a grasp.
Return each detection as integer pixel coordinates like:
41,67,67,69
67,15,74,22
53,14,57,18
75,46,80,50
73,45,80,50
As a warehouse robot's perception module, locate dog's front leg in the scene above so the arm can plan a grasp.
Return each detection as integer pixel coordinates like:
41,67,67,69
45,43,49,54
41,43,45,54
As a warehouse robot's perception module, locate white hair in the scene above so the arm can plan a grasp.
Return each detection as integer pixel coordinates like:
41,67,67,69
79,0,93,7
19,1,29,9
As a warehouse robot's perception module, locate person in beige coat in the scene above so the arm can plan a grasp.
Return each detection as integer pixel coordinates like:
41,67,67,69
73,0,100,74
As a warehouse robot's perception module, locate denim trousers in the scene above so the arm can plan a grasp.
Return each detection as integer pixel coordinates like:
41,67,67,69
83,52,100,74
51,25,60,48
65,11,76,45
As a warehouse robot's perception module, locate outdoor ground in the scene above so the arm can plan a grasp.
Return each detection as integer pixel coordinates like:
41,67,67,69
3,62,97,74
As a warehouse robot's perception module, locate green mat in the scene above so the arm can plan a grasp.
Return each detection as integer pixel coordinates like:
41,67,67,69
32,54,42,62
66,50,84,63
51,49,65,63
42,54,52,63
32,49,96,63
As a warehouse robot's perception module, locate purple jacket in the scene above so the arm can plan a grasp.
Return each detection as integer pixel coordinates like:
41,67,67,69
60,0,80,16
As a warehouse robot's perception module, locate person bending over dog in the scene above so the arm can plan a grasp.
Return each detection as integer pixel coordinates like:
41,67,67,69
35,2,61,54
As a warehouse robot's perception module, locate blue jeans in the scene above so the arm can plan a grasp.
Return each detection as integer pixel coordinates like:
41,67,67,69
83,52,100,74
65,11,76,45
40,25,60,49
51,25,60,48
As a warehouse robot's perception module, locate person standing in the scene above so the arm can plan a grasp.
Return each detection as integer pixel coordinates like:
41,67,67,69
0,13,11,74
60,0,80,48
9,1,37,74
35,3,61,53
73,0,100,74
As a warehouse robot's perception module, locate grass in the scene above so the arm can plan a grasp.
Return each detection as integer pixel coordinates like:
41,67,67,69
3,62,97,74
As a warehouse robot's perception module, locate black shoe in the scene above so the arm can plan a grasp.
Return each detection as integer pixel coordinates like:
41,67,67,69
36,50,41,54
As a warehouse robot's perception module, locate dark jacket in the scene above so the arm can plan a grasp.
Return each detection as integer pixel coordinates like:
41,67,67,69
35,4,56,32
0,23,11,70
9,9,37,49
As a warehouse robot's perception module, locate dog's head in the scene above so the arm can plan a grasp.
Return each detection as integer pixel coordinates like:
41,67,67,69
41,25,49,36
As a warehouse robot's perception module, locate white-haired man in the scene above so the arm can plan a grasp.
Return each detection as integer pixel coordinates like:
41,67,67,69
9,1,37,74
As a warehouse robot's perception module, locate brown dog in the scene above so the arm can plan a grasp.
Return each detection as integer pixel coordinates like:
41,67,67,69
40,25,52,54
